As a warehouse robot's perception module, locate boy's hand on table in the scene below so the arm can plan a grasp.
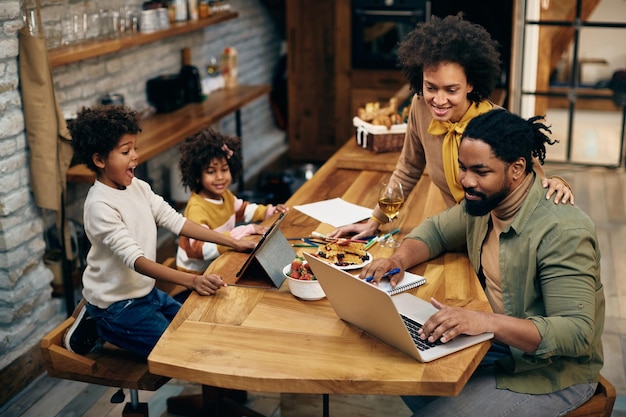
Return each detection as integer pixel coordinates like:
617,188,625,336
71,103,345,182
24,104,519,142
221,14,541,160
232,239,257,252
192,273,226,296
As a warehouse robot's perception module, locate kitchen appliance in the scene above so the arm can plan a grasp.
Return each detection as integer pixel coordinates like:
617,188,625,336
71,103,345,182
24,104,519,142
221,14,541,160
352,0,430,70
146,74,185,113
180,47,203,103
99,93,124,105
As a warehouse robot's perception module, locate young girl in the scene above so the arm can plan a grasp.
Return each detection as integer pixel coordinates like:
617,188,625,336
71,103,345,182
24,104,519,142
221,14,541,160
176,128,288,274
64,106,256,358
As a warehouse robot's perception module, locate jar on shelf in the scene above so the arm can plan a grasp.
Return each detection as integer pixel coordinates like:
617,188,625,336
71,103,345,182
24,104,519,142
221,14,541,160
220,46,238,88
198,0,210,19
171,0,188,21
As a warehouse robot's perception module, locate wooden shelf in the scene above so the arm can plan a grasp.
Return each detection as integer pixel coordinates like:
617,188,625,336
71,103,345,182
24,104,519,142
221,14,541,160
48,11,238,68
67,84,271,183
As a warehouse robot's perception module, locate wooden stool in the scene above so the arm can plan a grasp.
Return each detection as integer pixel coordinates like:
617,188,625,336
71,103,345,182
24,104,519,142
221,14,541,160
40,316,169,417
39,258,183,417
566,375,616,417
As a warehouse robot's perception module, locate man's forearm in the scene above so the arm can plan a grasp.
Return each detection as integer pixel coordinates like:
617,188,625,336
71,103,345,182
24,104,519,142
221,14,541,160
390,237,431,270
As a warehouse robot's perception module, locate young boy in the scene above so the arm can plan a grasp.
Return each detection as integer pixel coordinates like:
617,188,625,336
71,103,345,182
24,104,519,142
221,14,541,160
64,105,256,358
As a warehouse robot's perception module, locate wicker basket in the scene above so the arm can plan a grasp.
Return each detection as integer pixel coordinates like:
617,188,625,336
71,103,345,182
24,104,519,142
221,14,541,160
354,117,406,153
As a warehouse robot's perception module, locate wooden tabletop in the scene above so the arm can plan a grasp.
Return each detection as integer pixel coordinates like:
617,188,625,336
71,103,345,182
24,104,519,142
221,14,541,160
334,138,400,172
66,84,270,183
148,140,491,396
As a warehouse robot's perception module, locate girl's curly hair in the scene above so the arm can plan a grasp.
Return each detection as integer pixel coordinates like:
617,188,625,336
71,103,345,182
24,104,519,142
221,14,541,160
178,128,243,194
397,14,501,103
68,105,141,173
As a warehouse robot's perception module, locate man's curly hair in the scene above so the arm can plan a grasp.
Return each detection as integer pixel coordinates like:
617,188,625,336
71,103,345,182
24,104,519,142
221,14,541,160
68,105,142,173
463,109,557,174
178,128,243,194
397,14,501,103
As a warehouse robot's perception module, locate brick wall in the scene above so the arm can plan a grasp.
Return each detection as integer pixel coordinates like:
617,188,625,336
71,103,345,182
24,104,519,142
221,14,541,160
0,0,284,403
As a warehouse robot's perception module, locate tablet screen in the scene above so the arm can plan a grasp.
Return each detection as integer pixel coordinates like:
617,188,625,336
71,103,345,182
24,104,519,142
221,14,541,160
235,211,287,278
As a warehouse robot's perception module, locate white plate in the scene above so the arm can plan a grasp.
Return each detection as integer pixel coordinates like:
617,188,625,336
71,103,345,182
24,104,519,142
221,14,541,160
316,252,373,270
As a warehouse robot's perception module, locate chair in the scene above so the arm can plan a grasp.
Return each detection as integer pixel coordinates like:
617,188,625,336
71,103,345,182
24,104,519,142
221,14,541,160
566,374,616,417
40,316,169,417
39,257,182,417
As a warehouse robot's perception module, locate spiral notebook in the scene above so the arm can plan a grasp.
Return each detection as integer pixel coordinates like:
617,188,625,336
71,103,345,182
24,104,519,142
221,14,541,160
377,271,426,295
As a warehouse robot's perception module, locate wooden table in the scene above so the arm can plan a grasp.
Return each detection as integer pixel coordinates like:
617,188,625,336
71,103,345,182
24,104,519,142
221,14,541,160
148,140,492,414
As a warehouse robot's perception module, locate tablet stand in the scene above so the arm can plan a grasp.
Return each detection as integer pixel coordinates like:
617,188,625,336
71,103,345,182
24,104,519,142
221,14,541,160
234,229,295,288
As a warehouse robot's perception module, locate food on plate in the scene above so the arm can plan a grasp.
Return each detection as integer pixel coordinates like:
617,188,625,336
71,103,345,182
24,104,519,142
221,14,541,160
317,240,370,267
287,257,316,280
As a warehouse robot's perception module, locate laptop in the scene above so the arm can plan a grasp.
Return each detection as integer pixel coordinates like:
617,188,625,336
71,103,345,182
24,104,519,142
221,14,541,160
303,252,494,362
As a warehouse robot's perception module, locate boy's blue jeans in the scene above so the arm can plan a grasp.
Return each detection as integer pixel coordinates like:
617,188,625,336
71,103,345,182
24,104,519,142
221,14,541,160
86,287,182,358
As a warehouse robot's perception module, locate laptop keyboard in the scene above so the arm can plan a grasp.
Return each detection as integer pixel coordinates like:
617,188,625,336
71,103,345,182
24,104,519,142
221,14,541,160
401,314,442,351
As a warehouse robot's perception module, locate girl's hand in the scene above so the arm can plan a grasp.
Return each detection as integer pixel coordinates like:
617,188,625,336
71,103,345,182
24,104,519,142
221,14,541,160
542,177,574,205
192,273,226,296
275,204,289,213
252,224,268,235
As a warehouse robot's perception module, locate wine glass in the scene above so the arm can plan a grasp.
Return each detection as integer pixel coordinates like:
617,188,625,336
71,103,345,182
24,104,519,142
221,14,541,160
378,179,404,248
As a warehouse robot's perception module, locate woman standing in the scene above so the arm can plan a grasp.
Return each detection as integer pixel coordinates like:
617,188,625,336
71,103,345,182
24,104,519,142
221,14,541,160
329,14,573,239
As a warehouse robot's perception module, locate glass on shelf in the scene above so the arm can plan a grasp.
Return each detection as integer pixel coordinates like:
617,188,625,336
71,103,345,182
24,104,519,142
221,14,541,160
45,25,62,49
83,10,101,40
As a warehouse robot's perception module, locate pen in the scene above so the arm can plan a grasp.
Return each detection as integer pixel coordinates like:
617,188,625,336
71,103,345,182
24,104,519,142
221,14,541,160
364,236,378,250
292,243,317,247
302,238,320,246
365,268,401,283
378,227,400,242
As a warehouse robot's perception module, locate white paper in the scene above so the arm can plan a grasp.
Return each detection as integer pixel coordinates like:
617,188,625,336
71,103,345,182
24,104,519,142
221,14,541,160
294,198,373,228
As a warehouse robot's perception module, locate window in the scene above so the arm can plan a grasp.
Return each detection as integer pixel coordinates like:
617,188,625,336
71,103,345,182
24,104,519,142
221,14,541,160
511,0,626,167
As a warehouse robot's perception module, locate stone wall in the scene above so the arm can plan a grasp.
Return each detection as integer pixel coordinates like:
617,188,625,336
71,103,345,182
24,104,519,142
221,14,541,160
0,0,284,406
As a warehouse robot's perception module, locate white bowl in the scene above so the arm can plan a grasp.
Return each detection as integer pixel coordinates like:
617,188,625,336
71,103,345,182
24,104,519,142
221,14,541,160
283,264,326,301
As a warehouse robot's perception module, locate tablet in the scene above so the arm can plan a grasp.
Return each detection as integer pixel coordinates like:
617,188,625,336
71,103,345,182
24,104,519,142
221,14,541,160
234,212,295,288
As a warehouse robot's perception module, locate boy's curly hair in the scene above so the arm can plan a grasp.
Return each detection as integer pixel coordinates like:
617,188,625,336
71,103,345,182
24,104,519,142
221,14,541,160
68,105,141,173
397,14,501,103
178,128,243,194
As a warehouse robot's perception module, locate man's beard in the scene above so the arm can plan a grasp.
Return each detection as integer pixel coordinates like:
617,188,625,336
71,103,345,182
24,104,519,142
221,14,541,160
464,185,510,216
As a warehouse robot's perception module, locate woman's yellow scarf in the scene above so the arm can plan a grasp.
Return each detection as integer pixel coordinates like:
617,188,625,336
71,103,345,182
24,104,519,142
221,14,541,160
427,100,493,202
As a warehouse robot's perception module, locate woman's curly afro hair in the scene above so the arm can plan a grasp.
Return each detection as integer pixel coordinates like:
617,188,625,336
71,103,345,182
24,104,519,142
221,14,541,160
397,14,502,103
178,128,243,194
68,105,141,173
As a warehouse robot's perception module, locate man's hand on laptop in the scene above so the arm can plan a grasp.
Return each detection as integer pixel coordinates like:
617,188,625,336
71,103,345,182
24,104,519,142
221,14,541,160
418,298,488,344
